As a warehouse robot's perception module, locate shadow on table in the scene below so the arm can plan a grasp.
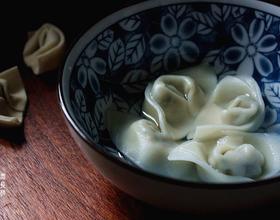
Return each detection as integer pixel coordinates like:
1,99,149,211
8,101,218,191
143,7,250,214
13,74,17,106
0,67,58,146
0,125,26,146
138,199,280,220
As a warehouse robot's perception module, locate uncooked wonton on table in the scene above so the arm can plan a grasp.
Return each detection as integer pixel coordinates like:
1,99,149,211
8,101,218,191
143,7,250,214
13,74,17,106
0,66,27,127
23,23,65,75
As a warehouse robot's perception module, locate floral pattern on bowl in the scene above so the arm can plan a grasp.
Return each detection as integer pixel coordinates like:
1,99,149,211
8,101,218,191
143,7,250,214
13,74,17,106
66,2,280,161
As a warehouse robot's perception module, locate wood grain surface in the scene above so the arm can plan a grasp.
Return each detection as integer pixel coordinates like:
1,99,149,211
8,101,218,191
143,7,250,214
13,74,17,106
0,1,280,219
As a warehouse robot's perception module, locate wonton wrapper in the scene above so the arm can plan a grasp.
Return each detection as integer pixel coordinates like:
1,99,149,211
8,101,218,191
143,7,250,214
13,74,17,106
23,23,65,75
106,110,198,181
191,75,265,137
143,65,217,140
108,66,272,183
169,127,280,183
0,66,27,126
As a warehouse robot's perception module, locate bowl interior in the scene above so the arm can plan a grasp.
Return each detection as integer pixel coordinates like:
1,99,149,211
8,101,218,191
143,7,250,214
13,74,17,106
61,0,280,177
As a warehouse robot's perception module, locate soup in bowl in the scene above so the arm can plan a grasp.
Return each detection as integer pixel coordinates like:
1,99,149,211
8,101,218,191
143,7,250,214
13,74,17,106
59,0,280,213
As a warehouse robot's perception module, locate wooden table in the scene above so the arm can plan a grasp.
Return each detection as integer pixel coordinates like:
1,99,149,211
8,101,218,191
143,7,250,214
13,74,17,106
0,1,280,219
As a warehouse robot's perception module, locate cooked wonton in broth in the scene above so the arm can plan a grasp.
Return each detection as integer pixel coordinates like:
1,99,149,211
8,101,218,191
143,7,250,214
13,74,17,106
108,65,280,183
143,65,217,140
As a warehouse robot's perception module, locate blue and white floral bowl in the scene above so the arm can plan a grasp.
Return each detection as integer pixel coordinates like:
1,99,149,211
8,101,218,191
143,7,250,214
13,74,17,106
59,0,280,213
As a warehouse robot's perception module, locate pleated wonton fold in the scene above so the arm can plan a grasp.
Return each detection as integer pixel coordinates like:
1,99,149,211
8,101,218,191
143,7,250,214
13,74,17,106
143,65,217,140
192,75,265,133
107,110,199,181
0,67,27,126
108,64,280,183
168,128,280,183
23,23,65,75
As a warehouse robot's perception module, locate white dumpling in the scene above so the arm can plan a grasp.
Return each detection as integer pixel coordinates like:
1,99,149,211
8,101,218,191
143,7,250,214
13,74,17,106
168,140,253,183
0,66,27,127
191,75,265,137
143,65,217,140
107,65,276,183
169,127,280,183
208,136,264,178
143,75,205,140
106,110,198,181
23,23,65,75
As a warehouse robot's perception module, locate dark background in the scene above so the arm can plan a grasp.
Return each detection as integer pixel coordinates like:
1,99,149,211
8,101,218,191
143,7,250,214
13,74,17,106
0,1,142,71
0,0,277,71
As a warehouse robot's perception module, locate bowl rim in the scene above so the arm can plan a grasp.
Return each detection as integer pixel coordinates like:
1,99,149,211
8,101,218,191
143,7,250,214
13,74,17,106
59,0,280,189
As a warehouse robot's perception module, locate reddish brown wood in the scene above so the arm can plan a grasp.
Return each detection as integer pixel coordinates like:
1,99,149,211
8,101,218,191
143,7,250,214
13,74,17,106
0,69,147,220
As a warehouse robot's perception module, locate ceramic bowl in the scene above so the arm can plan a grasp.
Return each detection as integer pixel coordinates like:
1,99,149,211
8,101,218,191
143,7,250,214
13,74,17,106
59,0,280,213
